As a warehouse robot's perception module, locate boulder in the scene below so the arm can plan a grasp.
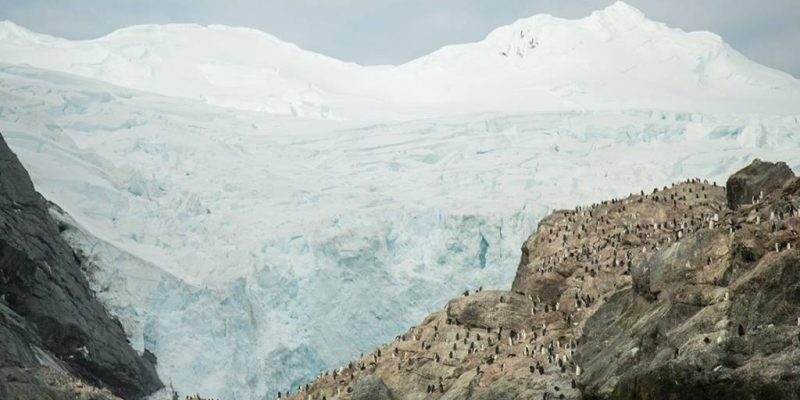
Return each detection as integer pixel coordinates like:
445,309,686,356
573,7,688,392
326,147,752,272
726,159,795,209
446,291,529,330
351,375,395,400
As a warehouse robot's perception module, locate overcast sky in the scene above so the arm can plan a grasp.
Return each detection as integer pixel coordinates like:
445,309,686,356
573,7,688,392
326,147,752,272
1,0,798,77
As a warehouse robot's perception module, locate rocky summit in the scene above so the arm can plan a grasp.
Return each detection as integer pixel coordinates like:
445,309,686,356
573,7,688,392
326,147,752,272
288,160,800,400
0,134,163,399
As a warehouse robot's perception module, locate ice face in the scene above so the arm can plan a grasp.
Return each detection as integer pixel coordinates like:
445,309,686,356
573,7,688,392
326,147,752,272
1,63,799,399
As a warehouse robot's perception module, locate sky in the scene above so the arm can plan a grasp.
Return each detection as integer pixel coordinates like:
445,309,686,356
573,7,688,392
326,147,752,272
0,0,798,77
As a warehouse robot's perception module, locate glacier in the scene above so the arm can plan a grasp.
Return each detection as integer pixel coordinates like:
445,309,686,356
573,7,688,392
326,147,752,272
2,63,799,399
1,1,800,399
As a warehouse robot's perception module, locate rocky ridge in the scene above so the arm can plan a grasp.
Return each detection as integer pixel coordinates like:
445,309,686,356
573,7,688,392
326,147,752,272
288,159,800,400
0,134,163,399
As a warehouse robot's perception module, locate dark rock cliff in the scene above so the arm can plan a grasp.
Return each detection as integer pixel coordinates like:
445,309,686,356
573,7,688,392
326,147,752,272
0,134,163,399
292,159,800,400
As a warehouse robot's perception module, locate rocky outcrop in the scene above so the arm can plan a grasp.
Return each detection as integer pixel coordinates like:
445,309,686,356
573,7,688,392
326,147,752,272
290,160,800,400
577,163,800,400
726,159,795,210
0,134,162,399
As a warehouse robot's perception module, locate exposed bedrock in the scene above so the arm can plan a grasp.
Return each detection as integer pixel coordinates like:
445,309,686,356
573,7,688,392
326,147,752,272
0,133,162,399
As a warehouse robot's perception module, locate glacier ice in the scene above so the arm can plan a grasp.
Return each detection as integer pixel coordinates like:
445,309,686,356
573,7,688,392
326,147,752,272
1,63,799,399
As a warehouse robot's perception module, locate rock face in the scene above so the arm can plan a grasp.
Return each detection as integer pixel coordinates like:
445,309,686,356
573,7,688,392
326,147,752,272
290,160,800,400
726,159,795,210
578,165,800,399
0,134,162,399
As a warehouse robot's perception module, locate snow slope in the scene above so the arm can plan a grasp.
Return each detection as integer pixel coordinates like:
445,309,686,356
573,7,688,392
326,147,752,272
1,2,800,399
1,1,799,118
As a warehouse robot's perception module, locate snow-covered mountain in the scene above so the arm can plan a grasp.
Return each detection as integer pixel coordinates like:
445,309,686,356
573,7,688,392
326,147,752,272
1,2,799,399
1,1,799,119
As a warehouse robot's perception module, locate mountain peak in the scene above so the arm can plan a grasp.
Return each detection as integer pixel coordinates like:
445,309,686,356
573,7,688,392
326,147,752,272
0,20,28,37
601,1,647,18
588,1,651,30
0,20,59,43
473,1,658,60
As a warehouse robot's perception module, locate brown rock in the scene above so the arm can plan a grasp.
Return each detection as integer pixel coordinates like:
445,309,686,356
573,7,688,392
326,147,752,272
726,159,795,210
446,291,529,331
